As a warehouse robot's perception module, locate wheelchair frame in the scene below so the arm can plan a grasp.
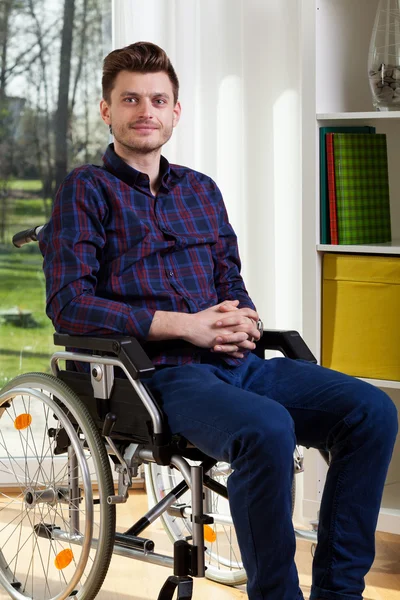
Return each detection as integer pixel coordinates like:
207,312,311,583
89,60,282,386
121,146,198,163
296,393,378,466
0,330,320,600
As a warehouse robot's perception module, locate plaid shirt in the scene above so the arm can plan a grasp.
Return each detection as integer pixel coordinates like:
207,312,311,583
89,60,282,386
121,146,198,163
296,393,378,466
38,144,256,366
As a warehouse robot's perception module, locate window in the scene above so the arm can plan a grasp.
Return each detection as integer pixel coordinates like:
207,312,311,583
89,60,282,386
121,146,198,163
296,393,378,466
0,0,111,386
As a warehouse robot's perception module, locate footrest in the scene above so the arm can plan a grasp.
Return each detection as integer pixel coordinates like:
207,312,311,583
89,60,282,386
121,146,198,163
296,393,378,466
157,576,193,600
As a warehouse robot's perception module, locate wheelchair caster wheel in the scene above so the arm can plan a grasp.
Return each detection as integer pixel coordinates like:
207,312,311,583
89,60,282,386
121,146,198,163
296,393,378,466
157,575,193,600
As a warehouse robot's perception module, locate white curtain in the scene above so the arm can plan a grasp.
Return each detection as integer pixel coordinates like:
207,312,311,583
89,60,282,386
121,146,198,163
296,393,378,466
112,0,302,333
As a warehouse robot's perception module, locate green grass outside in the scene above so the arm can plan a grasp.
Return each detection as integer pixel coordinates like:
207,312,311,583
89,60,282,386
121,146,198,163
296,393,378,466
1,181,49,248
2,200,48,249
0,243,56,388
7,180,43,192
14,198,49,217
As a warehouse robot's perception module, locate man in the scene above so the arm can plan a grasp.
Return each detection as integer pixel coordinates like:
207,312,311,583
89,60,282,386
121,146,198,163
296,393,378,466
39,42,398,600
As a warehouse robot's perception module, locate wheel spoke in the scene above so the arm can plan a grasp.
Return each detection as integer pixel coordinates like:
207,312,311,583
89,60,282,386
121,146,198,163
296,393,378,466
0,429,27,492
26,395,49,488
0,374,115,599
0,503,29,563
0,493,24,512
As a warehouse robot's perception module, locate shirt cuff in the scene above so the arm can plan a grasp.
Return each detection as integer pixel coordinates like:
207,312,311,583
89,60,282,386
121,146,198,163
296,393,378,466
125,307,157,340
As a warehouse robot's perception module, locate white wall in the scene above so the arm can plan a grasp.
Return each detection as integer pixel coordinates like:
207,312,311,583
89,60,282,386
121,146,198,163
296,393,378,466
112,0,303,334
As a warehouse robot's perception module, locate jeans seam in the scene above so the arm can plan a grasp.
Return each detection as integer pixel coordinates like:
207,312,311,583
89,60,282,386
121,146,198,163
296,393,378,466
245,451,264,600
282,403,345,418
227,432,265,600
318,454,350,590
311,585,362,600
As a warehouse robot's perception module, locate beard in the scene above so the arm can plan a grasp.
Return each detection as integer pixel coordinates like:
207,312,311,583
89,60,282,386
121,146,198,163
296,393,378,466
111,121,174,155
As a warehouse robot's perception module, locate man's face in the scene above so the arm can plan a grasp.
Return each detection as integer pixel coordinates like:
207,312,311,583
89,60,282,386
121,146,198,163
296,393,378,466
100,70,181,155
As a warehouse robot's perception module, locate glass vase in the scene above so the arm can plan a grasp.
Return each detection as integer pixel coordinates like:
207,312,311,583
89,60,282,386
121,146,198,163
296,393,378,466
368,0,400,111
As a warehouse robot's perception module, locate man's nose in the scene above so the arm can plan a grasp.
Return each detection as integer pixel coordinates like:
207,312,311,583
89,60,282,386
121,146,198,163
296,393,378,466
137,98,153,119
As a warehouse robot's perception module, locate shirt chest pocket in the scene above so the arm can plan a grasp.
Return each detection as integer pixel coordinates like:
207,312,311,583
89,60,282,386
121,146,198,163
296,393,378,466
158,198,219,247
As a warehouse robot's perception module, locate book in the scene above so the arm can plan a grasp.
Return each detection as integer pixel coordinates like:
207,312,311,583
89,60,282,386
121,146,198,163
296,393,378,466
326,133,338,244
333,133,392,245
319,126,376,244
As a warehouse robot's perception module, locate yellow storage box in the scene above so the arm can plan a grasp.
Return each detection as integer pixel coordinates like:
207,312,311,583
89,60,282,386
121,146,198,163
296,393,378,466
322,253,400,381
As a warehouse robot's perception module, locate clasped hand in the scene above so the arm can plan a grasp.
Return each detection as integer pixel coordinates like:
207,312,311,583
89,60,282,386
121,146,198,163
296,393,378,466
187,300,260,359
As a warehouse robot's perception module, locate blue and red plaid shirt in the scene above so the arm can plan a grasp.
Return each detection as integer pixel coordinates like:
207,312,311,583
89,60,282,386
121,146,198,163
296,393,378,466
38,144,256,366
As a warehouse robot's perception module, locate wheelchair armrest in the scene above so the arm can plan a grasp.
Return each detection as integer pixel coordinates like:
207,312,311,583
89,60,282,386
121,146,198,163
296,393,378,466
53,333,155,379
255,330,317,363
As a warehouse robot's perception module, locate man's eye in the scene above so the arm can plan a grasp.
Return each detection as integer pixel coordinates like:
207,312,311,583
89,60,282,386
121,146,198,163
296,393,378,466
124,98,137,103
155,99,166,105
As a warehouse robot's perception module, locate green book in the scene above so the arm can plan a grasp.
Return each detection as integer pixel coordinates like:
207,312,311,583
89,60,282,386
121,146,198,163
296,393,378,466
319,126,375,244
333,133,391,245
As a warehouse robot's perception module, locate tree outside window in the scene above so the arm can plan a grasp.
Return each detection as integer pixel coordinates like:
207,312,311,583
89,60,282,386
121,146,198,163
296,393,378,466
0,0,111,386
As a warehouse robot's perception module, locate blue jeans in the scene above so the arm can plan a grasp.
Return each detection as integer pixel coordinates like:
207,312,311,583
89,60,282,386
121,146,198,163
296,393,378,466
146,353,398,600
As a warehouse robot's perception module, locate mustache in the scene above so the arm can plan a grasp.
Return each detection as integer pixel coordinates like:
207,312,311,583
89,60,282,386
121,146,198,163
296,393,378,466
129,121,160,129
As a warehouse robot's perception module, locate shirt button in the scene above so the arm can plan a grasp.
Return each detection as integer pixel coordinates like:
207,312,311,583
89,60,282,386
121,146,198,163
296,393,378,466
169,271,174,277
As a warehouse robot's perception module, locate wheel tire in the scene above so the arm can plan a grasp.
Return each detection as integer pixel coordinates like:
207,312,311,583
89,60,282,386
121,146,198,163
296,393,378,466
0,373,116,600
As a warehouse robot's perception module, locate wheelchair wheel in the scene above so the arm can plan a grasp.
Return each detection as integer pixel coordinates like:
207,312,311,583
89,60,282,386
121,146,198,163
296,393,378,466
0,373,116,600
145,461,296,587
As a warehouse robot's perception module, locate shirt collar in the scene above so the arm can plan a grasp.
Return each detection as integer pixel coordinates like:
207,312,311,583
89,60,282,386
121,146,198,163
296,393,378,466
102,143,172,191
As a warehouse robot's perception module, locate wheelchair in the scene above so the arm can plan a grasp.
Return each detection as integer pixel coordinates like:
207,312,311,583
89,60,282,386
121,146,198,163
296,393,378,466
0,226,322,600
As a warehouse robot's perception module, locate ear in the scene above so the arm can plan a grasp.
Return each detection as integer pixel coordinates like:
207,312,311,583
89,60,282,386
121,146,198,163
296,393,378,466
100,99,111,126
172,101,181,128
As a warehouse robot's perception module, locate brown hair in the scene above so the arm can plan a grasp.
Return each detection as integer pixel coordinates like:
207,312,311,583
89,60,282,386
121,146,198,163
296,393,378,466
102,41,179,104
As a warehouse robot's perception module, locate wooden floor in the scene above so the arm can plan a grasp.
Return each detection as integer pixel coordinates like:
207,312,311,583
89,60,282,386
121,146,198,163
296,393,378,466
0,489,398,599
97,490,400,600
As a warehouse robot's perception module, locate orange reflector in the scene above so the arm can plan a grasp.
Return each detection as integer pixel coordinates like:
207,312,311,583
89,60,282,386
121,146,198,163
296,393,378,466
204,525,217,543
54,549,73,570
14,414,32,430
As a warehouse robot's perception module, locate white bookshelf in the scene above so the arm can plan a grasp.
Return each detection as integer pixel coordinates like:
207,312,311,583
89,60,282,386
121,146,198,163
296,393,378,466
318,111,400,120
301,0,400,535
359,378,400,390
317,241,400,254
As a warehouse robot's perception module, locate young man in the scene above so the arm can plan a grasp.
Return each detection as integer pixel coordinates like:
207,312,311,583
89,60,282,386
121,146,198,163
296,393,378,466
39,42,398,600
